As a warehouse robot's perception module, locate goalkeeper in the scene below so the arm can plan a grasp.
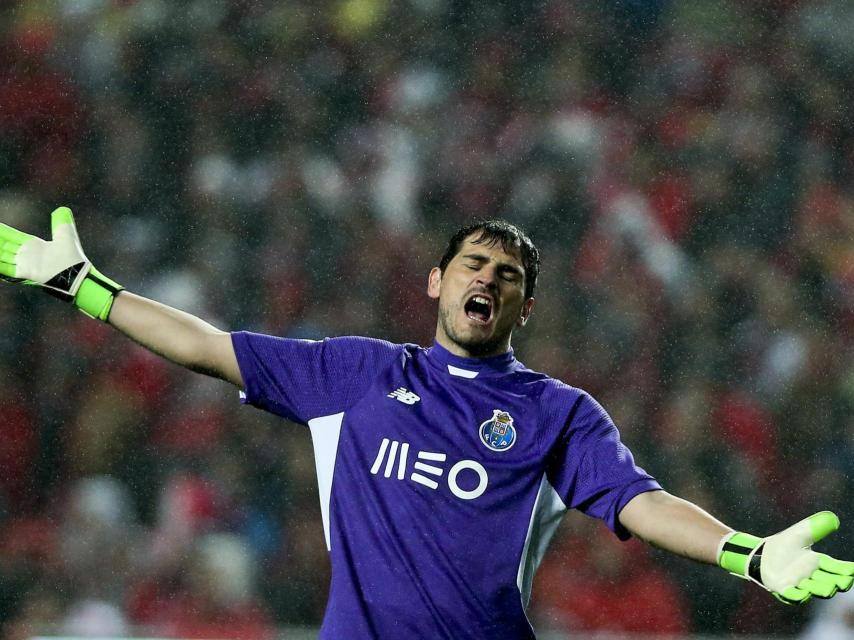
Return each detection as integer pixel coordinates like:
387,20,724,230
2,208,852,638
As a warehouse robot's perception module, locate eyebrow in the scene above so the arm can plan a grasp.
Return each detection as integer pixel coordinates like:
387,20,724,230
460,253,525,277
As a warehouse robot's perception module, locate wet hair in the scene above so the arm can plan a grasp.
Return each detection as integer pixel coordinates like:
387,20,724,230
438,219,540,299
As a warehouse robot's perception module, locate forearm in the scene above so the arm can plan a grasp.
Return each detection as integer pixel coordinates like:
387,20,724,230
108,291,242,386
618,490,731,564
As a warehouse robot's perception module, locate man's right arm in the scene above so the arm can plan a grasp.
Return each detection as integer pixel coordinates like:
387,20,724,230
108,291,243,387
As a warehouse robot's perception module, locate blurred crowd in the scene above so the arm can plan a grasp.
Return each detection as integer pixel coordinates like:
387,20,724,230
1,0,853,637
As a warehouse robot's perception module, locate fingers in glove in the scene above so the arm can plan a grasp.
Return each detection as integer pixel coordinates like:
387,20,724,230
1,240,22,255
1,227,25,279
0,223,30,246
830,574,853,593
808,511,840,544
818,554,854,577
798,575,838,599
811,567,854,593
50,207,75,234
0,257,17,278
775,586,811,605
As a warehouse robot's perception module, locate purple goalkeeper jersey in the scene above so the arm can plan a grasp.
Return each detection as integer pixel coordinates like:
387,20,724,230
231,333,660,639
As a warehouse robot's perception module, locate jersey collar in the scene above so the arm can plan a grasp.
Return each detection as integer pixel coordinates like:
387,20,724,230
425,341,519,378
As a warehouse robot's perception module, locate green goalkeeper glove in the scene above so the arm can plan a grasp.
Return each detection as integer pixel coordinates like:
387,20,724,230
718,511,854,604
0,206,123,321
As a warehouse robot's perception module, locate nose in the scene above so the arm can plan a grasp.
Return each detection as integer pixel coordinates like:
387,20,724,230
475,265,499,291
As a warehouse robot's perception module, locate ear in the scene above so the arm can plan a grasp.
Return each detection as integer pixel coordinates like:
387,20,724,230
427,267,442,300
516,297,535,328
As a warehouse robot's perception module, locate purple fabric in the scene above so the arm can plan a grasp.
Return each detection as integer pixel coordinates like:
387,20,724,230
232,333,661,639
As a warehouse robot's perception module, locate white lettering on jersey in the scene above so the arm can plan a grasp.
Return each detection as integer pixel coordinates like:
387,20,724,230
370,439,488,500
387,387,421,404
448,460,488,500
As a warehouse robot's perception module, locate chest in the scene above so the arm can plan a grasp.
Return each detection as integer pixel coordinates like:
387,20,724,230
337,361,545,504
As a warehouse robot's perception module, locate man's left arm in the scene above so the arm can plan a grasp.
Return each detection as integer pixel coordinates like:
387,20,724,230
619,490,854,604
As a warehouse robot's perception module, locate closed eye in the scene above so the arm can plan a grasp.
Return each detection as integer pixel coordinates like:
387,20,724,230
499,268,522,282
459,254,524,282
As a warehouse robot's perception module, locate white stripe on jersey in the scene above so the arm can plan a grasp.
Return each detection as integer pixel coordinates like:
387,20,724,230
447,364,479,378
308,412,345,551
517,474,566,609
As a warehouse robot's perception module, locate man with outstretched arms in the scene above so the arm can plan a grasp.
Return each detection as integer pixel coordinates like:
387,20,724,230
2,207,852,639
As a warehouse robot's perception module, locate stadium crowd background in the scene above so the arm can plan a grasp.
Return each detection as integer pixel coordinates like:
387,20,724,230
1,0,853,637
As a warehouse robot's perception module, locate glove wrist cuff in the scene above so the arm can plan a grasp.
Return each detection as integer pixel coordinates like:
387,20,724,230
73,266,124,322
718,531,763,576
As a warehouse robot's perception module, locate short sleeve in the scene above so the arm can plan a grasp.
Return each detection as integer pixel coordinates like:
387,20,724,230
544,391,661,539
231,332,403,424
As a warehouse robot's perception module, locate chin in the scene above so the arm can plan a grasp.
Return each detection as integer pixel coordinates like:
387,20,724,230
452,332,505,357
439,309,509,356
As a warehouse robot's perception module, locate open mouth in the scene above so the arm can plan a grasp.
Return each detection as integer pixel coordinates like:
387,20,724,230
464,294,493,325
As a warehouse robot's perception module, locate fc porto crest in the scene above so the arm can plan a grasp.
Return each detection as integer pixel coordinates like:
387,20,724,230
479,409,517,452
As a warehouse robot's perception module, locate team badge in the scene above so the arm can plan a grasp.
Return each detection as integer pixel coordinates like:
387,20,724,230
479,409,517,452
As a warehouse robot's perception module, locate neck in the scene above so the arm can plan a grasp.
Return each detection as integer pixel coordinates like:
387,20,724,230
434,329,512,359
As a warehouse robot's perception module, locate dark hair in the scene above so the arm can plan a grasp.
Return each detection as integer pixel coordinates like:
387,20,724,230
438,219,540,299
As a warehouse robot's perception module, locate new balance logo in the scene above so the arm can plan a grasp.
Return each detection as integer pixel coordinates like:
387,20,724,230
387,387,420,405
370,438,488,501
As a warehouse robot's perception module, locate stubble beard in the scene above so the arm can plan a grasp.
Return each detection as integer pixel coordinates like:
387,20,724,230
438,301,508,357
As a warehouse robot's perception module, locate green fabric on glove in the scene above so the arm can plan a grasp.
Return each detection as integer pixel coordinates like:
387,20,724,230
75,266,124,321
719,531,762,576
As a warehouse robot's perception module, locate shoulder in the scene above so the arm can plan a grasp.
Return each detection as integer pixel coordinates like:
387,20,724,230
508,362,612,430
324,335,408,354
509,361,585,403
503,363,589,428
304,335,413,367
232,331,410,367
